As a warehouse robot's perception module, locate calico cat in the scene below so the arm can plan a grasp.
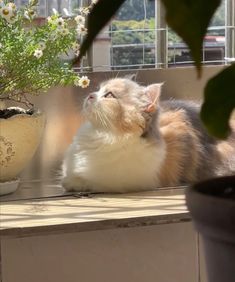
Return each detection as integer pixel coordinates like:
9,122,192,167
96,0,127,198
62,78,234,192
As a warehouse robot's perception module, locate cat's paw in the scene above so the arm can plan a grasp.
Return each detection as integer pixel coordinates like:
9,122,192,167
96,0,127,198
61,176,90,192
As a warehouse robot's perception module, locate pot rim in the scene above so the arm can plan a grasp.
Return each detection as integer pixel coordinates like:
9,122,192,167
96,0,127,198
192,175,235,202
186,175,235,242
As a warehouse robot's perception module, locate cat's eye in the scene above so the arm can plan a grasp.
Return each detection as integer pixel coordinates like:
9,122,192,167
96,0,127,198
104,92,116,99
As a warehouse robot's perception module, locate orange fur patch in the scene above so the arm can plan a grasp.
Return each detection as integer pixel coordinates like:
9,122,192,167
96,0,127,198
158,109,200,186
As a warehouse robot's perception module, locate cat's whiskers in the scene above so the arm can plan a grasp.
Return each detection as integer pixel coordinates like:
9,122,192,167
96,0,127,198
94,106,110,129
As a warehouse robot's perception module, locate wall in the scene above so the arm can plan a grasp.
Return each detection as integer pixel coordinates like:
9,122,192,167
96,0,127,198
1,222,207,282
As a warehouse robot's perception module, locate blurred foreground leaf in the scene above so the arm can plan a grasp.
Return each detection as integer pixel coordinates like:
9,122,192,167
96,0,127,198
78,0,126,61
161,0,221,75
201,64,235,139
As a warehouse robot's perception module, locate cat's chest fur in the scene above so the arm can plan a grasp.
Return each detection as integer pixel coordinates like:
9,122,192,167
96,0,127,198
63,123,166,192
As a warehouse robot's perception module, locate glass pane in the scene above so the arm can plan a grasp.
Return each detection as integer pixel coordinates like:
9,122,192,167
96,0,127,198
110,0,156,70
167,0,226,66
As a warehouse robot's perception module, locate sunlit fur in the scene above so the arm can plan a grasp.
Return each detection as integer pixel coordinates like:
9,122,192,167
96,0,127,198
82,78,148,135
62,78,235,192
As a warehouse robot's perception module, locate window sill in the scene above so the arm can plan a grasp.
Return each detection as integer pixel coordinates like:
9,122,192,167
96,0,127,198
0,180,190,238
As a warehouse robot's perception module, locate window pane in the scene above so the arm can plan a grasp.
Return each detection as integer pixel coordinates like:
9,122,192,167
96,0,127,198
168,0,226,67
110,0,156,70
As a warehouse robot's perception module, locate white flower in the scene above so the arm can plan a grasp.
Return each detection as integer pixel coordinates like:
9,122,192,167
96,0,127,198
24,10,30,20
71,42,80,51
55,17,65,29
76,25,87,36
6,3,17,11
75,15,85,25
0,0,4,7
79,7,90,16
47,16,53,23
56,17,64,25
24,9,36,20
6,15,16,24
58,27,69,36
0,6,14,19
92,0,99,4
75,76,90,88
38,42,46,50
49,31,58,40
75,50,80,57
34,49,43,59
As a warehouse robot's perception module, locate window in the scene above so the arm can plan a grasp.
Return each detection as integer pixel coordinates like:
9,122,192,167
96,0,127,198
92,0,234,71
16,0,234,70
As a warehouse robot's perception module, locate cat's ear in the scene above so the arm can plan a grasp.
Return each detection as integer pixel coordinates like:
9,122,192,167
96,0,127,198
124,73,137,81
144,83,163,113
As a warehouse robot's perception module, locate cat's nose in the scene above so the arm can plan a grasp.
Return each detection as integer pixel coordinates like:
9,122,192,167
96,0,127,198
88,94,95,100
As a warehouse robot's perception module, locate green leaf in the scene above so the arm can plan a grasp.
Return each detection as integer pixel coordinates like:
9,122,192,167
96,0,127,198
161,0,221,75
200,63,235,139
78,0,126,61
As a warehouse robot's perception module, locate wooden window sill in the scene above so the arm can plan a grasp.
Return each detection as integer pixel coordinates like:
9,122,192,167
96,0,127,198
0,180,190,238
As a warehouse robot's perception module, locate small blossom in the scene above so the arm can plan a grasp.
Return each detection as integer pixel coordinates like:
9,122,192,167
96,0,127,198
34,49,43,59
55,17,65,28
6,15,16,24
24,10,30,19
59,27,69,36
6,3,17,11
47,16,53,23
38,42,46,50
79,7,90,16
28,9,36,18
76,25,87,36
24,9,37,20
0,6,16,24
75,76,90,88
0,6,13,19
75,50,80,57
49,31,58,40
71,42,80,51
75,15,85,25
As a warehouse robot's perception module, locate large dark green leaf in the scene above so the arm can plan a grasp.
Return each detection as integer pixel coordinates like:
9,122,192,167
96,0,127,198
77,0,126,61
200,63,235,139
161,0,221,75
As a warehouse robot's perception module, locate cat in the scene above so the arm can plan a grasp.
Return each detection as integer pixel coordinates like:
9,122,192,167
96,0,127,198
62,77,234,193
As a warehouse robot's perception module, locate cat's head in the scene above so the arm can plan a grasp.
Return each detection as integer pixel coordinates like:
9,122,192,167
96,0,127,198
83,78,163,136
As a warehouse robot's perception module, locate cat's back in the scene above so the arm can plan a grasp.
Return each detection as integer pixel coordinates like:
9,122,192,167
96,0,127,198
158,99,221,185
160,99,216,144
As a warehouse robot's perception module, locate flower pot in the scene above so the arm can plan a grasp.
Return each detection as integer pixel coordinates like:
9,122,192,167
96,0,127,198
0,108,45,195
186,175,235,282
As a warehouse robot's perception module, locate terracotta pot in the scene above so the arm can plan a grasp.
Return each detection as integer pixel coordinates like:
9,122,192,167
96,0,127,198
186,175,235,282
0,109,45,193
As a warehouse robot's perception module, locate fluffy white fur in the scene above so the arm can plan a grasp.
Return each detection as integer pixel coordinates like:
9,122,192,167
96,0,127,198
62,124,166,192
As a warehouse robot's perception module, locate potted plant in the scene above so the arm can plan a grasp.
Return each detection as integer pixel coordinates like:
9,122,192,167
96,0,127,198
77,0,235,281
0,0,93,195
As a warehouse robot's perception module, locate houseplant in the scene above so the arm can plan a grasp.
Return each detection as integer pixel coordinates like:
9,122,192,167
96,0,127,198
76,0,235,281
0,0,93,195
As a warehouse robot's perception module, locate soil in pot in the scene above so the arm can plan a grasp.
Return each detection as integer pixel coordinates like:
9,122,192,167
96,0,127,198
194,175,235,200
0,107,35,119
